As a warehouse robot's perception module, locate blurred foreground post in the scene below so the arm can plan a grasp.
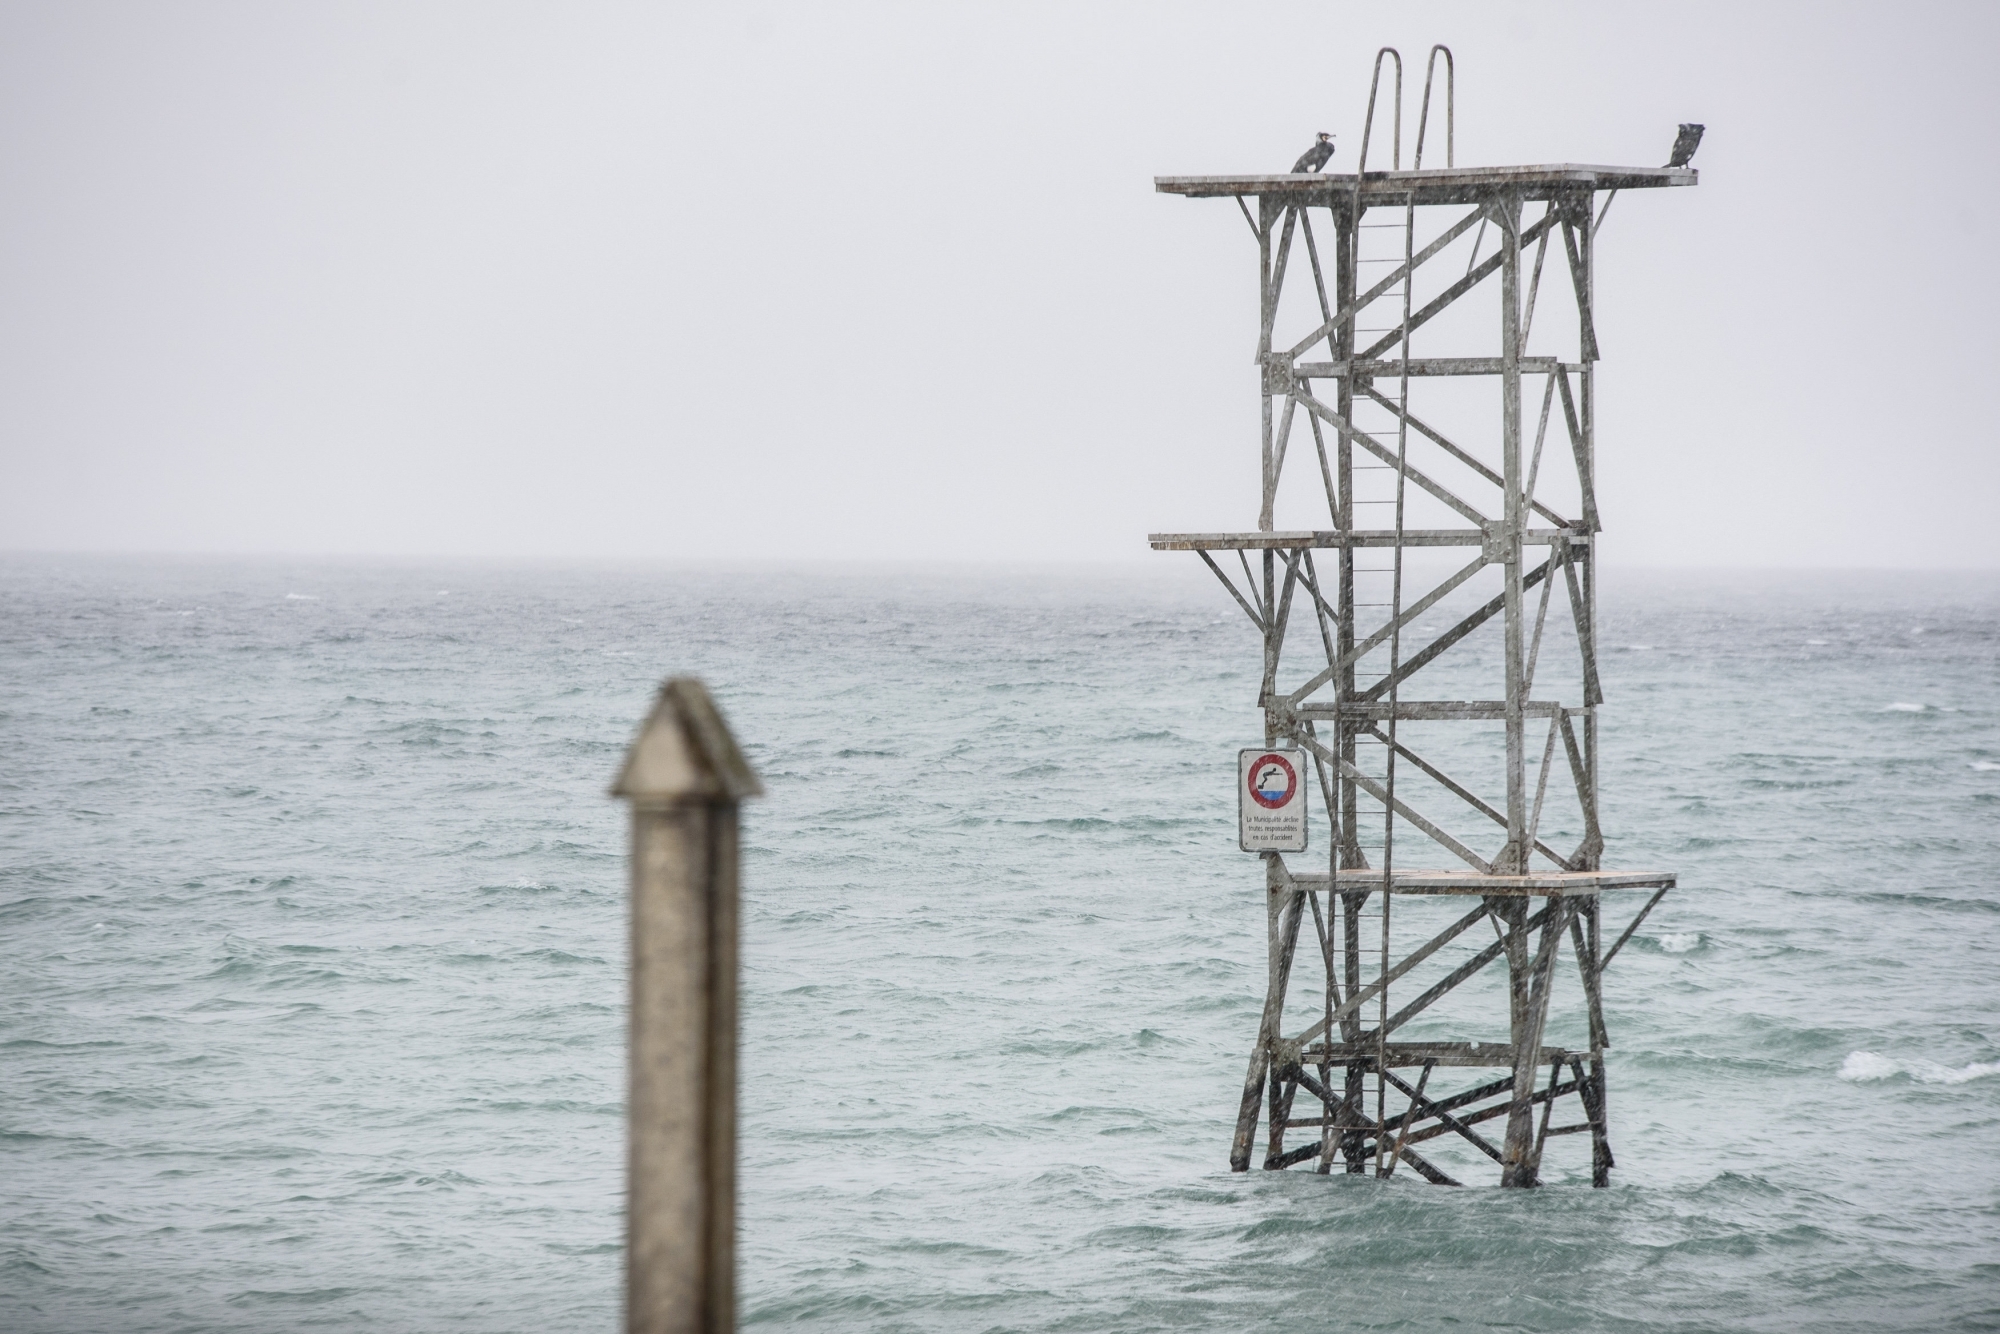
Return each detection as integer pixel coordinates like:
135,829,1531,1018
612,679,761,1334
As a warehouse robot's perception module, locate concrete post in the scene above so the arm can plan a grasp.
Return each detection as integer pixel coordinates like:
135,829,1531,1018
611,678,761,1334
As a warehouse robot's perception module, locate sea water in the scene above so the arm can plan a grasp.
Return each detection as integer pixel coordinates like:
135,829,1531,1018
2,556,1997,1332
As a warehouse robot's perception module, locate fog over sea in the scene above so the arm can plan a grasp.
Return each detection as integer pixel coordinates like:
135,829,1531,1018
3,555,1997,1333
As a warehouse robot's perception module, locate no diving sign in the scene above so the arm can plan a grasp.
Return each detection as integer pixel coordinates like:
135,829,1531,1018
1239,749,1308,852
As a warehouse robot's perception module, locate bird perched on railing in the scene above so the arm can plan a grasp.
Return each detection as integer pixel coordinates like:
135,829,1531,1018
1666,123,1704,168
1291,132,1335,173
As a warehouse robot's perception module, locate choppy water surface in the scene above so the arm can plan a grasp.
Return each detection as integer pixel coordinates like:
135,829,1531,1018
3,556,1997,1332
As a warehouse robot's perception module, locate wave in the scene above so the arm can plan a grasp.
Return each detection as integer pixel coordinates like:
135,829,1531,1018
1838,1050,2000,1084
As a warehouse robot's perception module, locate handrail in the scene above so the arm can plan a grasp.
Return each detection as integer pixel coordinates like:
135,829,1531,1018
1413,45,1454,169
1357,47,1403,173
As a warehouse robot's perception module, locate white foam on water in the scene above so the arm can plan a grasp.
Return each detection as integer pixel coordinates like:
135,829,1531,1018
1971,761,2000,772
1884,702,1927,713
1840,1051,2000,1084
1656,932,1701,954
284,592,319,601
1806,638,1828,645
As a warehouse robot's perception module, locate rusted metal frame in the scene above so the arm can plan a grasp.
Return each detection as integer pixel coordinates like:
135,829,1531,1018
1531,1056,1565,1167
1262,550,1304,720
1397,1147,1462,1185
1501,897,1569,1185
1266,1065,1301,1167
1264,393,1300,533
1562,554,1604,707
1338,889,1369,1173
1356,385,1571,528
1574,1052,1613,1185
1230,868,1306,1172
1295,389,1488,525
1553,370,1600,533
1524,712,1562,857
1306,889,1341,1140
1297,552,1341,660
1258,205,1301,533
1196,551,1265,632
1365,902,1547,1041
1317,745,1493,874
1555,710,1603,863
1499,194,1527,875
1267,1140,1324,1170
1375,188,1419,1173
1577,197,1603,844
1299,355,1573,378
1284,554,1485,705
1299,210,1339,361
1296,732,1504,876
1524,370,1557,513
1334,208,1363,878
1286,900,1491,1046
1380,1067,1504,1162
1238,549,1266,622
1281,207,1483,361
1361,725,1576,869
1356,556,1556,703
1559,218,1600,362
1600,886,1671,971
1519,203,1554,348
1262,550,1278,742
1404,1073,1585,1146
1234,195,1259,242
1569,908,1608,1053
1521,539,1560,699
1338,552,1486,674
1356,208,1558,363
1576,897,1614,1184
1296,208,1347,531
1379,1058,1436,1178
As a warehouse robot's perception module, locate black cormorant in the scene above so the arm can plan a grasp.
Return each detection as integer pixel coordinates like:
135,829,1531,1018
1291,133,1335,173
1666,123,1705,168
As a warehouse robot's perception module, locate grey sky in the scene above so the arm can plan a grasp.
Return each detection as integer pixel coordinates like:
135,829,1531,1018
2,1,1995,567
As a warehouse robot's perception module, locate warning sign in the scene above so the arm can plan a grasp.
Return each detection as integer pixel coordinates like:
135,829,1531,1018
1239,749,1308,852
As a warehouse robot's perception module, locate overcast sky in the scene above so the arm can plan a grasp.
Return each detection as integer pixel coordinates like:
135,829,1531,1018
2,1,1995,567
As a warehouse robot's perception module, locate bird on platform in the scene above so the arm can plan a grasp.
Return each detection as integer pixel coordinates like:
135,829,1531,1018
1291,132,1335,173
1666,123,1705,168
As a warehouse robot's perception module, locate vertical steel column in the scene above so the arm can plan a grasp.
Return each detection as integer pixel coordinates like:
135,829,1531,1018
1497,194,1526,873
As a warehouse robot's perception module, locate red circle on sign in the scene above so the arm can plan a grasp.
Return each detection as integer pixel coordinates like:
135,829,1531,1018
1247,753,1298,809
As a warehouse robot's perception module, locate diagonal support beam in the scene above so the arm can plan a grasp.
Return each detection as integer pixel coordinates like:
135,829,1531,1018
1287,900,1491,1047
1297,390,1489,525
1282,207,1484,361
1358,557,1555,702
1357,384,1572,529
1361,726,1577,869
1358,210,1559,362
1285,555,1486,704
1198,551,1265,632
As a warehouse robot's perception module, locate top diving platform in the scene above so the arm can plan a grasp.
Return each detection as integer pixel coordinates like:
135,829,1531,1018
1155,163,1696,204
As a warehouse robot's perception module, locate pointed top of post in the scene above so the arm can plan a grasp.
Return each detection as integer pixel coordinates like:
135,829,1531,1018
611,677,763,805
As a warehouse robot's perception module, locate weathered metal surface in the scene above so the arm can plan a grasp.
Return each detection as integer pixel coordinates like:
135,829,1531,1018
1149,49,1690,1187
1156,164,1696,202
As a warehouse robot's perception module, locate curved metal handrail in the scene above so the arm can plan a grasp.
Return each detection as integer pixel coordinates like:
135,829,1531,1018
1357,47,1403,173
1413,45,1454,169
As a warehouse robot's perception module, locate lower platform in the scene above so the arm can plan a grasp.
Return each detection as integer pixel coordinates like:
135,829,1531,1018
1284,868,1676,896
